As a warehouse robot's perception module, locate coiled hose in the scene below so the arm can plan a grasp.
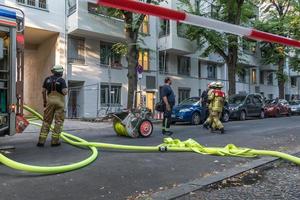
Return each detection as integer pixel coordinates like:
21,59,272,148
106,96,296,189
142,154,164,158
0,105,299,174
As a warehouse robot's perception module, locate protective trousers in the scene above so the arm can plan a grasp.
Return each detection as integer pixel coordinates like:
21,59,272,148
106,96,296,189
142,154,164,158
204,107,212,126
38,92,65,145
211,111,224,130
162,108,172,131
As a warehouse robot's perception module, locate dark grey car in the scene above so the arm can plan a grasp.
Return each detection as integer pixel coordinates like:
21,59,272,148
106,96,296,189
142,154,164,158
228,94,265,121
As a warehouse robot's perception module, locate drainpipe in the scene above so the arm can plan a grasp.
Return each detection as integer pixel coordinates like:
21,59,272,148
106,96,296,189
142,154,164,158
248,68,251,94
64,0,69,116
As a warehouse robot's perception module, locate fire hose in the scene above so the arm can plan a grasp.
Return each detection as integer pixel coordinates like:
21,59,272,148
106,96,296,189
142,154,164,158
0,105,299,174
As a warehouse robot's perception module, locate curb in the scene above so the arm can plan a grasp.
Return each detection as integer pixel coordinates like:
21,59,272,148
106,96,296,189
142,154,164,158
150,147,300,200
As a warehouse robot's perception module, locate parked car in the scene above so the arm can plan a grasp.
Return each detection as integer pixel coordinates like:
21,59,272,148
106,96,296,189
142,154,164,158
264,99,291,117
228,94,265,121
289,100,300,115
171,97,230,125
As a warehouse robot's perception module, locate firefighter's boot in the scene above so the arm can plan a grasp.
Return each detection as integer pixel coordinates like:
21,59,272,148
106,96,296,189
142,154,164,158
51,133,61,147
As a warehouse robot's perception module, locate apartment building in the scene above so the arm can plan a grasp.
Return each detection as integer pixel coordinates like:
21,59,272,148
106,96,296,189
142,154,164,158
2,0,299,118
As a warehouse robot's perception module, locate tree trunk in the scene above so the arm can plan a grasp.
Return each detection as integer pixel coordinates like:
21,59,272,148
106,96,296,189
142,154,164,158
227,35,238,95
278,58,285,99
125,32,139,109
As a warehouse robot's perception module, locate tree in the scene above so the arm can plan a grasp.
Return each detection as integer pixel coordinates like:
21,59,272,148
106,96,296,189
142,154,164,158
255,0,300,98
98,1,164,109
178,0,255,95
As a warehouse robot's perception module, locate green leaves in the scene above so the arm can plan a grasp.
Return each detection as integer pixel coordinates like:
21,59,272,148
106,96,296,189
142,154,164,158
255,0,300,74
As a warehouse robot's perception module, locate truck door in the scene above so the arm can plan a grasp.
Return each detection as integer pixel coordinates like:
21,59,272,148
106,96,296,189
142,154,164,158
0,26,16,136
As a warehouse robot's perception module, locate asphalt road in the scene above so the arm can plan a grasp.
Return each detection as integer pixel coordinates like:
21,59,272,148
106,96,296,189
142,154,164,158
1,116,300,200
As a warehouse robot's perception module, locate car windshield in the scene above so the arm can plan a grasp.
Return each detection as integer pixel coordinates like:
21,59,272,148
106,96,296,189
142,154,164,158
289,101,300,105
179,98,199,106
229,96,246,104
265,100,278,105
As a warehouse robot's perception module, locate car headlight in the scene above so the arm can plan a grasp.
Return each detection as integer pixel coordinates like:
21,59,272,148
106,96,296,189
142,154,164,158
229,107,239,111
179,108,191,113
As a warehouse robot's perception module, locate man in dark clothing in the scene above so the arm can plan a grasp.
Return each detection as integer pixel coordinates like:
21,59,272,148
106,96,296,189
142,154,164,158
201,88,209,119
37,65,68,147
161,77,175,136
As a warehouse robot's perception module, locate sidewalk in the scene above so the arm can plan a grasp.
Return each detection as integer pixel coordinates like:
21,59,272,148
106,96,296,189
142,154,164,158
178,156,300,200
24,119,113,133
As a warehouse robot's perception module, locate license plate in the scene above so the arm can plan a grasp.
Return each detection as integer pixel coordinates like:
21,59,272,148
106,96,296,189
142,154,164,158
171,114,175,118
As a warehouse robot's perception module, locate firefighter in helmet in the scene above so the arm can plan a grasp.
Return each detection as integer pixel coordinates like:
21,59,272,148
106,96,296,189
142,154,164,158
208,81,225,133
37,65,68,147
202,81,216,129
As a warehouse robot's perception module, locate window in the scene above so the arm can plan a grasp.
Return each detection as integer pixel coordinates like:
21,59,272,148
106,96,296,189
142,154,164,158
177,56,190,76
291,77,297,87
68,0,77,15
177,23,189,39
159,52,168,73
198,60,202,78
159,19,170,37
246,98,251,104
68,36,85,64
140,15,150,35
138,49,150,71
253,97,262,105
243,39,257,54
238,69,246,83
88,2,123,20
101,84,122,106
100,42,122,68
268,94,273,100
178,88,190,103
17,0,48,10
252,69,257,84
267,73,273,85
207,63,217,79
195,0,200,12
146,76,156,89
211,4,220,18
260,71,264,84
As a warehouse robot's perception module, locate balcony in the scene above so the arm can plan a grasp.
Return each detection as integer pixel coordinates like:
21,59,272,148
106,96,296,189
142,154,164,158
68,1,125,42
260,64,277,71
158,21,196,55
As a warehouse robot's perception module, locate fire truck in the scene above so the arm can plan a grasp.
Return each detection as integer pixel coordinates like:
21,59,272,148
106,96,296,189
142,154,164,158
0,5,25,137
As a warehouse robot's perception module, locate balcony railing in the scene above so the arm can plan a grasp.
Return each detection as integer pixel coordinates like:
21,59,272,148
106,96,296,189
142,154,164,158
16,0,48,10
68,4,77,16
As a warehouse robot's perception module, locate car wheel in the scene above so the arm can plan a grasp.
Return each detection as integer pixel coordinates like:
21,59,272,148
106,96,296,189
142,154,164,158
239,111,246,121
222,111,230,123
259,110,265,119
192,112,201,125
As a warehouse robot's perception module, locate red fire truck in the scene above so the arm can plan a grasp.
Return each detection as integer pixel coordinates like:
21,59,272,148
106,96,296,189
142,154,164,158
0,5,25,137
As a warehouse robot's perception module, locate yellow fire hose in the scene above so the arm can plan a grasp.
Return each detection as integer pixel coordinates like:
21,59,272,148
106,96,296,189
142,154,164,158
0,105,299,174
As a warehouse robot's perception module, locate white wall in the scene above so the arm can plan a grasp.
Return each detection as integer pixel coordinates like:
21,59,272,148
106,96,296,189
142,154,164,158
2,0,65,33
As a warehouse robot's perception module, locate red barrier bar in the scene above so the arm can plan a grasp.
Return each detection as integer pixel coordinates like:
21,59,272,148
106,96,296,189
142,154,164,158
249,30,300,48
97,0,186,21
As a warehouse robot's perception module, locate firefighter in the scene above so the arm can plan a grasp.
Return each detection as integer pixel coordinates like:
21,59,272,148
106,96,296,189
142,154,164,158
209,81,225,134
37,65,68,147
202,82,216,129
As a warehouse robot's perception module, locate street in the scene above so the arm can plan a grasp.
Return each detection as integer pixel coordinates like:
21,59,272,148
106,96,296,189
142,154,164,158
1,116,300,200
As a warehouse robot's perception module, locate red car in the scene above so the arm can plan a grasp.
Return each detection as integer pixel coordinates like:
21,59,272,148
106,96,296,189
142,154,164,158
264,99,291,117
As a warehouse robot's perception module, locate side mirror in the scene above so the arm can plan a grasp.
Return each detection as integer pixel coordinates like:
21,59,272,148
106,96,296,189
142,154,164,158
0,38,3,60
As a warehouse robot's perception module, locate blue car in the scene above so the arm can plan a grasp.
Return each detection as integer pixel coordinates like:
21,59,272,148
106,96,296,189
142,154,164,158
171,97,205,125
171,97,230,125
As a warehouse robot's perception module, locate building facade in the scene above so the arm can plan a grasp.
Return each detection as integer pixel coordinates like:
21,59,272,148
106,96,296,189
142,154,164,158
3,0,300,118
